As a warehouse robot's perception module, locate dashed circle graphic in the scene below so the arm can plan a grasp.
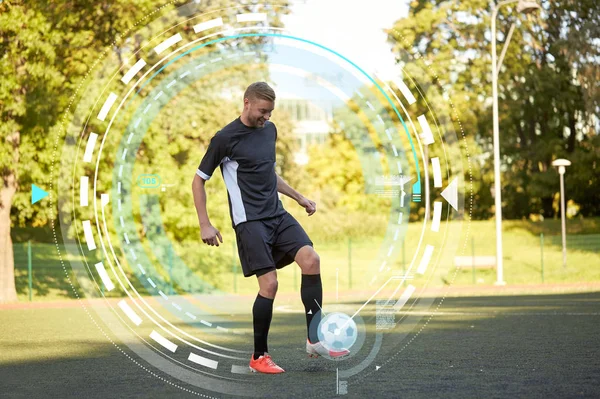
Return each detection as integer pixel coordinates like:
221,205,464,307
49,1,473,397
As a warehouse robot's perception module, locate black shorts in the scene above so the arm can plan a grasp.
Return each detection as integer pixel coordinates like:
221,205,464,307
234,212,313,278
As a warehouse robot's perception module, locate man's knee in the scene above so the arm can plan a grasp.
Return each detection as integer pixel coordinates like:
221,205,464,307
264,278,278,297
299,247,320,274
258,272,278,298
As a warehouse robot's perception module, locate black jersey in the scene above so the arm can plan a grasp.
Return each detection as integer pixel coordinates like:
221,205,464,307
197,117,286,227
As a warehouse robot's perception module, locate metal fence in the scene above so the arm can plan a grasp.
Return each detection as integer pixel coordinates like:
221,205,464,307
13,242,77,301
12,234,600,300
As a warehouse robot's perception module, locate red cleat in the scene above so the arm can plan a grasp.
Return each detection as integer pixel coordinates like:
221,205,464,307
249,354,285,374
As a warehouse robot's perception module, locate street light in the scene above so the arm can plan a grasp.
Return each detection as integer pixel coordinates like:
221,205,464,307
552,158,571,269
491,0,540,286
516,1,541,13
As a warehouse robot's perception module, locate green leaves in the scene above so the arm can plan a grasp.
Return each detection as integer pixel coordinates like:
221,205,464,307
388,0,599,218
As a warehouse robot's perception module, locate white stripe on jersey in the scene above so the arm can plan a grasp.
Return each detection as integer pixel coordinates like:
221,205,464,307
221,158,247,225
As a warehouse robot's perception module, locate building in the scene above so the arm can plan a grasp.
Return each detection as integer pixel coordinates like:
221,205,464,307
277,97,334,165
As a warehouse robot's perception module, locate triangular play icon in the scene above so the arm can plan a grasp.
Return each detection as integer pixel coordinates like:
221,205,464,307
31,184,49,204
441,178,458,211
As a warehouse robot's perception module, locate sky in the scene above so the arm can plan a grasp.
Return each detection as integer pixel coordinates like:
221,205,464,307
266,0,409,103
278,0,409,84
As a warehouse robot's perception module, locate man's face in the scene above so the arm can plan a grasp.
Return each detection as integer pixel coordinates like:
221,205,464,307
245,97,274,128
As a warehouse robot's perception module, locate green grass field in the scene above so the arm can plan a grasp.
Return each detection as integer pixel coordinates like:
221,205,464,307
4,220,600,398
1,292,599,398
10,218,600,302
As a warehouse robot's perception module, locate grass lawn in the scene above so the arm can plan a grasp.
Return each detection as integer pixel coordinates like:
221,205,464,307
9,218,600,302
1,292,599,398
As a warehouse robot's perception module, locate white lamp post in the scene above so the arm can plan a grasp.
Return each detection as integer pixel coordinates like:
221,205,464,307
552,158,571,269
491,0,540,285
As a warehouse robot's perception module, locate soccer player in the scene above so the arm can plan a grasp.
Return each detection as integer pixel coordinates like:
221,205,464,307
192,82,349,374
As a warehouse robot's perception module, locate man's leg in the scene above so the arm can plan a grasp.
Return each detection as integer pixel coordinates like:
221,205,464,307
295,245,322,343
253,269,278,360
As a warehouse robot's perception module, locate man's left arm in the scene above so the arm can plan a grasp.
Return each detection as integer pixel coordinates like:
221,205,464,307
276,173,316,216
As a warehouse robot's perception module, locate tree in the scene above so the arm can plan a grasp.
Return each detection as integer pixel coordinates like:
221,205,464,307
387,0,599,219
0,0,292,301
0,2,66,302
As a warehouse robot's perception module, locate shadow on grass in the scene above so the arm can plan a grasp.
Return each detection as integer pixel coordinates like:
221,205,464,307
502,218,600,236
342,291,600,311
14,268,80,299
1,293,599,398
0,343,188,399
544,234,600,253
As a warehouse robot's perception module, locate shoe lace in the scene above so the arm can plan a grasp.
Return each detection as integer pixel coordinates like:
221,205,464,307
263,355,277,367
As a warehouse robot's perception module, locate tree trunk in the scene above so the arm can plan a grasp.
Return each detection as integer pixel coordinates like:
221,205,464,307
0,131,19,303
567,110,577,153
541,196,554,219
0,175,17,303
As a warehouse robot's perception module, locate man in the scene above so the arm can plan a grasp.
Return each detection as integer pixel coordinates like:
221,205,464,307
191,82,349,374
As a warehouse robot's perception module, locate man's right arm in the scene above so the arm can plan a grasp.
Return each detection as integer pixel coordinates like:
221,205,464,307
192,174,222,246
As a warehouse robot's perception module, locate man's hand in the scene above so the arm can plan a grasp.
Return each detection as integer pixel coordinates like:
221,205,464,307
201,224,223,246
297,196,317,216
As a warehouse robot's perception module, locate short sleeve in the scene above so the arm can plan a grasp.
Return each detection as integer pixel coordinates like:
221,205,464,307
273,123,277,167
197,132,228,180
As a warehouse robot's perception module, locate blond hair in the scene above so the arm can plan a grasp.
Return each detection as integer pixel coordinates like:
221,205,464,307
244,82,276,102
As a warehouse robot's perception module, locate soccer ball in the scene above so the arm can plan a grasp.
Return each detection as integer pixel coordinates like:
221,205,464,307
317,312,358,350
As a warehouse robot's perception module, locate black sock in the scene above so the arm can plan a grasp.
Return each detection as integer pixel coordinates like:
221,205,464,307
301,274,322,343
253,293,274,360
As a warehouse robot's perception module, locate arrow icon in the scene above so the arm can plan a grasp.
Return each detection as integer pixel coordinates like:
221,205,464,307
399,175,414,186
307,309,312,315
376,366,381,371
31,184,49,204
441,178,458,211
